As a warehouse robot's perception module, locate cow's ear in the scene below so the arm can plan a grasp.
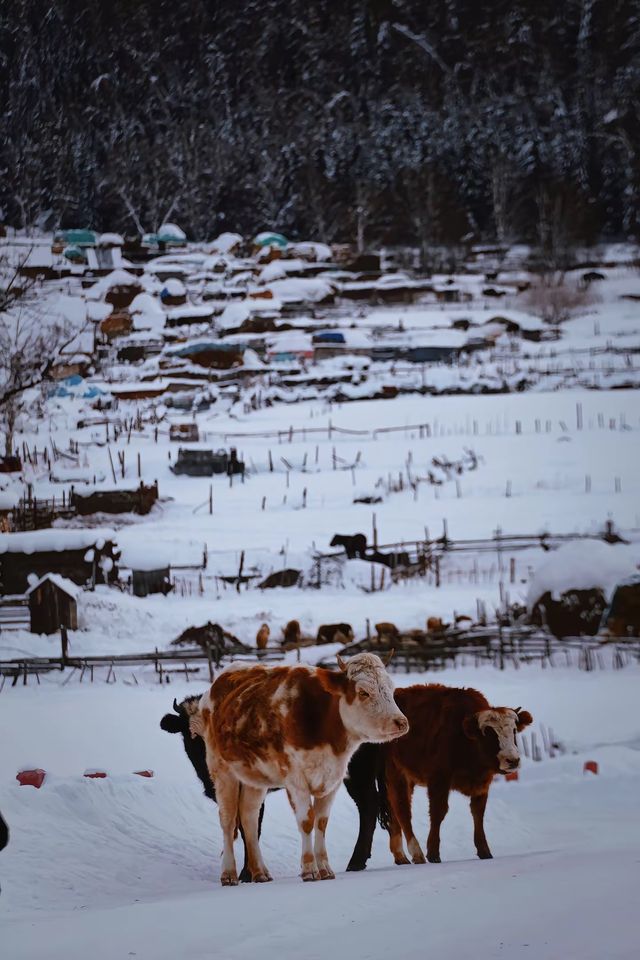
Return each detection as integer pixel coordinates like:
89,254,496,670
160,714,183,733
463,713,481,740
516,710,533,731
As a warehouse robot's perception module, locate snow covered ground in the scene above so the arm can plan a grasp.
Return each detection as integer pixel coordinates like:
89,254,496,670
1,661,639,959
2,245,640,956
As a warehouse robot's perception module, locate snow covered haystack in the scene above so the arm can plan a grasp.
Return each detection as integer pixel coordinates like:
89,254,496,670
527,541,640,638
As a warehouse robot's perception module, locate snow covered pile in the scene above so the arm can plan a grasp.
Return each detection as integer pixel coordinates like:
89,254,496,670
526,540,640,610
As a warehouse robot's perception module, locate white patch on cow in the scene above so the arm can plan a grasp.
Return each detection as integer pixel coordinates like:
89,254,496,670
338,653,409,743
477,709,521,771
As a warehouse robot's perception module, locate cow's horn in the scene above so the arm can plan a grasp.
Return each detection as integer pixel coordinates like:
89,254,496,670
514,706,522,714
382,648,395,666
336,653,348,673
172,698,180,713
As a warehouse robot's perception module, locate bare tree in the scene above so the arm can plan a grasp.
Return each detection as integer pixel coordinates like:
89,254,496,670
0,259,89,457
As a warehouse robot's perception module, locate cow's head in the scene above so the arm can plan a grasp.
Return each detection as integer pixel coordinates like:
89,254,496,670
160,696,215,801
463,707,533,774
336,652,409,742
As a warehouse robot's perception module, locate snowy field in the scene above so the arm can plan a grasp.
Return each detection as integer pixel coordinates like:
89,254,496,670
1,659,639,959
2,251,640,958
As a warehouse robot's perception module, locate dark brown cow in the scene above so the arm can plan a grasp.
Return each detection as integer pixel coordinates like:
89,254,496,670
192,654,408,885
345,684,532,870
382,685,532,864
256,623,270,649
317,622,354,644
282,619,301,647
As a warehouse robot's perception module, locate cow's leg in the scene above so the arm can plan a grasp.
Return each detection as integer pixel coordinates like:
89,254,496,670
239,785,272,882
215,770,241,885
387,775,424,865
470,791,492,860
345,744,379,871
345,780,378,871
426,779,450,863
287,786,318,881
238,796,266,881
313,786,339,879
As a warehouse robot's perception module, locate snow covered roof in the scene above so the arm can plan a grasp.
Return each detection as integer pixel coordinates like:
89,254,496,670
265,277,334,303
526,541,640,611
129,293,164,316
0,529,117,554
166,304,214,321
208,232,243,254
161,278,186,296
97,233,124,246
86,270,142,299
25,573,81,599
158,222,187,241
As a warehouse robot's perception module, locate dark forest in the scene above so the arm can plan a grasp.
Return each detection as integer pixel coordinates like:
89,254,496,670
2,0,639,253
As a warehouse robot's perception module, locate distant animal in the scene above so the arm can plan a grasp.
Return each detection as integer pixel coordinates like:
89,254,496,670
426,617,448,633
345,684,532,870
454,615,473,627
282,619,301,646
330,533,367,559
369,550,410,569
192,652,407,885
375,621,400,638
160,696,267,884
256,623,270,649
317,622,354,644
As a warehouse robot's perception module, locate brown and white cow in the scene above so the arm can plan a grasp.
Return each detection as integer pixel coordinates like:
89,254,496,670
345,684,533,870
192,653,408,885
381,684,532,864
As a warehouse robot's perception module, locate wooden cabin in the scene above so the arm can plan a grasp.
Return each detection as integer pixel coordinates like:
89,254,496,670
0,529,119,595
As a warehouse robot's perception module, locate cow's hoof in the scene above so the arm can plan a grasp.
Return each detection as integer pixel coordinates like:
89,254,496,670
221,871,239,886
238,869,252,883
427,853,441,864
412,852,427,865
477,850,493,860
252,872,272,883
319,867,335,880
346,861,366,872
394,854,411,865
301,870,319,882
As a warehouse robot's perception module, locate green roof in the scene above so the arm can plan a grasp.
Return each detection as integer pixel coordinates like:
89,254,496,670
59,229,97,246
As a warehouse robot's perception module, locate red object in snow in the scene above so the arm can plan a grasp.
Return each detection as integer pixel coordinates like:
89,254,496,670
16,769,46,788
504,771,519,782
584,760,599,775
83,770,108,779
133,770,154,778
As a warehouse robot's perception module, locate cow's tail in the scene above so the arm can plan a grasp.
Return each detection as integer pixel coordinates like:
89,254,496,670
376,754,392,833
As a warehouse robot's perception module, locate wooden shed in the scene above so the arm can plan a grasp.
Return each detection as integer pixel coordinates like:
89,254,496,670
131,567,172,598
0,529,119,595
70,481,159,516
26,574,79,635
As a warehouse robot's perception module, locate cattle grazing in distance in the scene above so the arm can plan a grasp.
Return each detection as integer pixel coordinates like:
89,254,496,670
426,616,448,633
191,653,408,885
369,550,411,569
317,622,354,644
330,532,367,559
350,685,532,867
282,619,302,646
256,623,270,649
160,696,266,883
375,621,400,639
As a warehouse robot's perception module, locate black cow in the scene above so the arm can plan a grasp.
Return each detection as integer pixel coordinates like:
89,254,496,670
0,810,8,852
160,695,265,883
369,550,411,569
330,533,367,559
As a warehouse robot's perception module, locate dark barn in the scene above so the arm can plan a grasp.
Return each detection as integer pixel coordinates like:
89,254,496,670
0,529,120,595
